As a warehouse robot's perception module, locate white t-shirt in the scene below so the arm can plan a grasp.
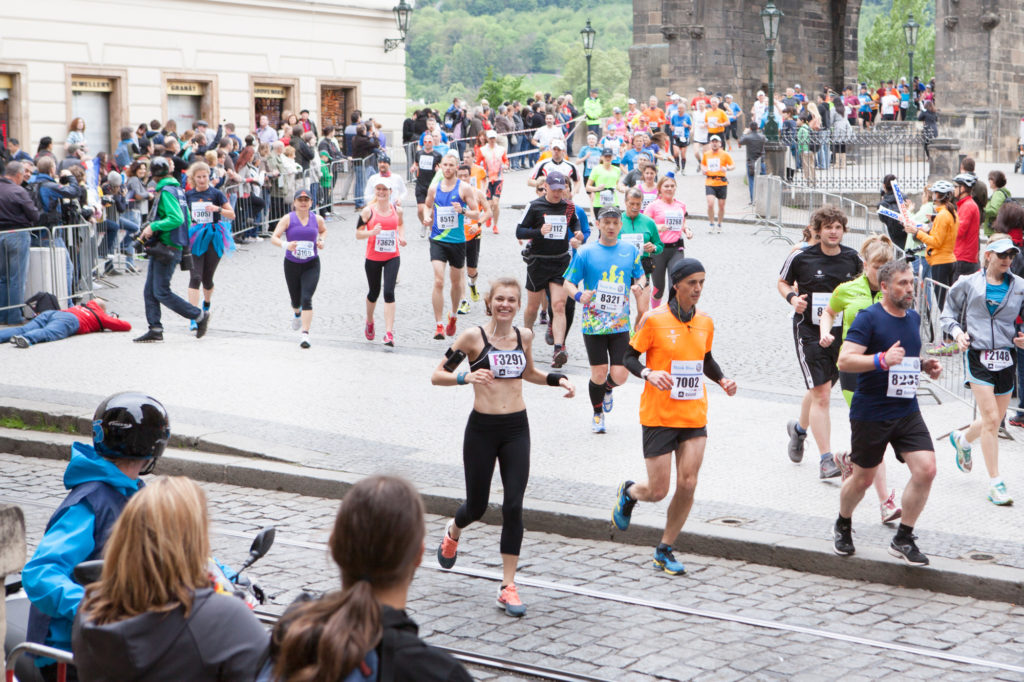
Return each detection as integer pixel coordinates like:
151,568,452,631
881,94,899,116
533,126,565,150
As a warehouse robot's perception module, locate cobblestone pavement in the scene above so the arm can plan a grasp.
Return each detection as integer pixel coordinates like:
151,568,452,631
3,453,1023,681
2,160,1024,570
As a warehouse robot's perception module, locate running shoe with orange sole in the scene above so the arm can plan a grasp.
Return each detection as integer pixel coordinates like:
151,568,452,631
497,583,526,617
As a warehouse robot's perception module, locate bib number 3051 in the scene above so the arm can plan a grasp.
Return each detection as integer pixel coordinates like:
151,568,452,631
887,357,920,398
670,360,703,400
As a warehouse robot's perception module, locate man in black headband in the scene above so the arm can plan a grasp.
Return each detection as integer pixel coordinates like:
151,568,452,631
612,257,737,575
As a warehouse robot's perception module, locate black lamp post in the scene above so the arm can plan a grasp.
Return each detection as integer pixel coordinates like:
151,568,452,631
760,1,783,142
384,0,413,53
904,13,920,120
580,19,596,96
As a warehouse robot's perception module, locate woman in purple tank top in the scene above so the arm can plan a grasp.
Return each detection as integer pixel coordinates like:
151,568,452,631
271,188,326,348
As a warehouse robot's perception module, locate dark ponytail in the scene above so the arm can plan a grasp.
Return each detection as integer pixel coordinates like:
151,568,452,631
271,476,426,681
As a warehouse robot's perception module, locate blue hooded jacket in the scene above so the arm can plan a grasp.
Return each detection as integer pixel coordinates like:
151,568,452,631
22,443,144,662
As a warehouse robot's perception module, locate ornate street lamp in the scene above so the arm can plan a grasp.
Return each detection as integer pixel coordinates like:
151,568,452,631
384,0,413,53
904,13,920,120
760,1,784,142
580,19,596,96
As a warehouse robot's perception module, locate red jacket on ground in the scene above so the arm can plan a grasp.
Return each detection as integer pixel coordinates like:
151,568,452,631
954,195,980,263
65,301,132,335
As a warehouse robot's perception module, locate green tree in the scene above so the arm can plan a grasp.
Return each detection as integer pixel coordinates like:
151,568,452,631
555,46,631,116
478,68,531,105
859,0,934,85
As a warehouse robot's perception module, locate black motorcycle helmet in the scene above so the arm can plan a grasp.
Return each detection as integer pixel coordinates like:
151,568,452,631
92,392,170,475
150,155,171,179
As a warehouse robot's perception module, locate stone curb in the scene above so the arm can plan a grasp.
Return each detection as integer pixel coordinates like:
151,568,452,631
1,399,1022,605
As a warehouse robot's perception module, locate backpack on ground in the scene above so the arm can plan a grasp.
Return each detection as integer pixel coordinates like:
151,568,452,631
24,291,60,318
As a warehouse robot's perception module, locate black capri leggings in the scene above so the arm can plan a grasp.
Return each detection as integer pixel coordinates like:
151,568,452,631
283,257,320,311
651,242,686,299
365,257,400,304
188,249,221,290
455,410,530,556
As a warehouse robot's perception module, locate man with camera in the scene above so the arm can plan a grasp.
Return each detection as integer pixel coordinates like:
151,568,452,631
100,172,141,273
28,157,84,229
133,156,209,343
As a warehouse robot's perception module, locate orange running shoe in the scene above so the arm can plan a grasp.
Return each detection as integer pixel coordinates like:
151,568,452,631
436,520,459,569
497,583,526,617
434,323,445,340
445,314,457,337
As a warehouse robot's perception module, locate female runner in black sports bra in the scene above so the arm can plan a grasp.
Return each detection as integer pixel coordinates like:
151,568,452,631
431,277,575,617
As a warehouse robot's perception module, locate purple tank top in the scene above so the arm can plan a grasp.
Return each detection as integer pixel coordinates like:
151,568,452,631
284,212,319,263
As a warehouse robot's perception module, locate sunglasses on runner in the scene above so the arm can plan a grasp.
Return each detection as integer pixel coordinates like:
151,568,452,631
995,251,1017,259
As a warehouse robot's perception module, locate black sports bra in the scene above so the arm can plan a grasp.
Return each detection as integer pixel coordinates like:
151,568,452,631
469,327,527,378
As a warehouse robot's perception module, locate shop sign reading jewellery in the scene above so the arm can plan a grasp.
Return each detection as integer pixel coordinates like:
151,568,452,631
254,85,286,99
71,78,113,92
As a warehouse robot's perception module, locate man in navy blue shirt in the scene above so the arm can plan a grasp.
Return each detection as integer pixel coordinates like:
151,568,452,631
833,260,942,566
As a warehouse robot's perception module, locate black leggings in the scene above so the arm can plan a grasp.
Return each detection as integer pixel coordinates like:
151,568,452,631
365,257,400,303
930,261,954,312
455,410,530,556
652,242,686,299
188,248,221,290
284,257,320,311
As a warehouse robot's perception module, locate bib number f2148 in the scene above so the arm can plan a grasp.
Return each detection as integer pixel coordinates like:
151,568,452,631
982,349,1013,371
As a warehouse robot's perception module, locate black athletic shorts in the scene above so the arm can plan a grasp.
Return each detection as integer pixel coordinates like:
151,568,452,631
429,239,466,268
415,185,429,204
466,237,481,270
583,331,630,366
672,137,689,148
705,185,728,200
850,411,933,469
487,180,503,200
794,323,840,389
966,348,1016,395
642,425,708,458
525,255,571,292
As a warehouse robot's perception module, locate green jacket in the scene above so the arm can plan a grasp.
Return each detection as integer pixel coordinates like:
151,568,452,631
620,212,663,258
983,186,1011,235
828,274,882,342
150,176,187,249
796,125,810,154
583,97,603,124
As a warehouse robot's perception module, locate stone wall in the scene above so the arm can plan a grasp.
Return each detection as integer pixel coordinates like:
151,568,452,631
630,0,861,108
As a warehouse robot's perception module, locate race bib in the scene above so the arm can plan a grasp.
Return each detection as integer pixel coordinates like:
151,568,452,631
621,233,644,251
670,360,704,400
707,157,721,172
436,206,457,230
418,155,435,171
190,202,214,224
594,280,626,315
887,357,920,398
294,240,315,260
810,292,842,327
586,155,599,169
982,349,1013,371
600,189,614,205
488,349,526,378
673,126,687,139
545,215,567,240
374,230,397,253
642,193,656,211
664,211,684,232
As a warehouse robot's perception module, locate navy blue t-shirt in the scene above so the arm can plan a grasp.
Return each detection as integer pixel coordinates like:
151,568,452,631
845,302,922,421
185,187,228,225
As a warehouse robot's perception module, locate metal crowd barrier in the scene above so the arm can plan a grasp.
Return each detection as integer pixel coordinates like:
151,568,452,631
914,276,975,407
782,130,930,194
5,641,74,682
750,175,876,249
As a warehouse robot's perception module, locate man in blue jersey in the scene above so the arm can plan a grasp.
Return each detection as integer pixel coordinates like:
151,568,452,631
833,260,942,566
563,206,646,433
423,152,480,340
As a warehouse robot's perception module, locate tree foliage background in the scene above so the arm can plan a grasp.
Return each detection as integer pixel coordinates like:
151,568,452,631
858,0,935,85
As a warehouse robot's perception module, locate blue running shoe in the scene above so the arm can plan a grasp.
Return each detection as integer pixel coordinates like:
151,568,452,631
189,318,198,332
950,431,972,472
592,413,606,434
653,545,686,575
612,480,636,530
603,389,614,413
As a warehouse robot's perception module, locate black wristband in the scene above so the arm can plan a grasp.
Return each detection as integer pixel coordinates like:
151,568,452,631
786,292,797,303
546,372,567,387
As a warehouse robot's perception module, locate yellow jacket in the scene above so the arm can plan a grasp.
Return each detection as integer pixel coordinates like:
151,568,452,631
916,206,957,266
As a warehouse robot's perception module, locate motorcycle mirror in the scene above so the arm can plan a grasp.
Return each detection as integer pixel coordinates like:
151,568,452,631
248,527,276,561
73,560,104,586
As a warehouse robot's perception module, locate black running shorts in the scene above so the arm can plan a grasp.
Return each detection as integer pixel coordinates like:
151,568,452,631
525,255,571,292
583,331,631,366
429,240,466,268
487,180,503,200
415,185,429,204
705,185,728,200
642,425,708,458
966,348,1016,395
466,237,481,270
793,323,840,389
850,411,933,469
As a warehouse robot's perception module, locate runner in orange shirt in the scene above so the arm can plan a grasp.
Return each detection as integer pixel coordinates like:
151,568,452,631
704,97,729,139
643,96,668,133
474,130,508,234
701,135,735,234
611,258,737,575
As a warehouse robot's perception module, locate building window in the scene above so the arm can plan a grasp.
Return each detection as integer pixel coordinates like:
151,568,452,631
70,76,117,154
254,84,291,130
0,74,13,148
320,85,357,131
165,79,214,132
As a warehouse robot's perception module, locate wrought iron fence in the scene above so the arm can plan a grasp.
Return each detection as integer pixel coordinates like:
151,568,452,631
779,129,931,195
751,175,877,249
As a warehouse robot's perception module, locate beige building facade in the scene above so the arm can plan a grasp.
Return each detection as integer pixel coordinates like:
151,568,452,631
0,0,407,156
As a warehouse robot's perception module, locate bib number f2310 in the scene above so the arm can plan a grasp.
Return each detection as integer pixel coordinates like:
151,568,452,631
887,357,920,398
670,360,703,400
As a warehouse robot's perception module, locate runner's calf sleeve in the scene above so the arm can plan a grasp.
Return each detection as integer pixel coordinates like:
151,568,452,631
603,375,618,392
588,380,606,412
